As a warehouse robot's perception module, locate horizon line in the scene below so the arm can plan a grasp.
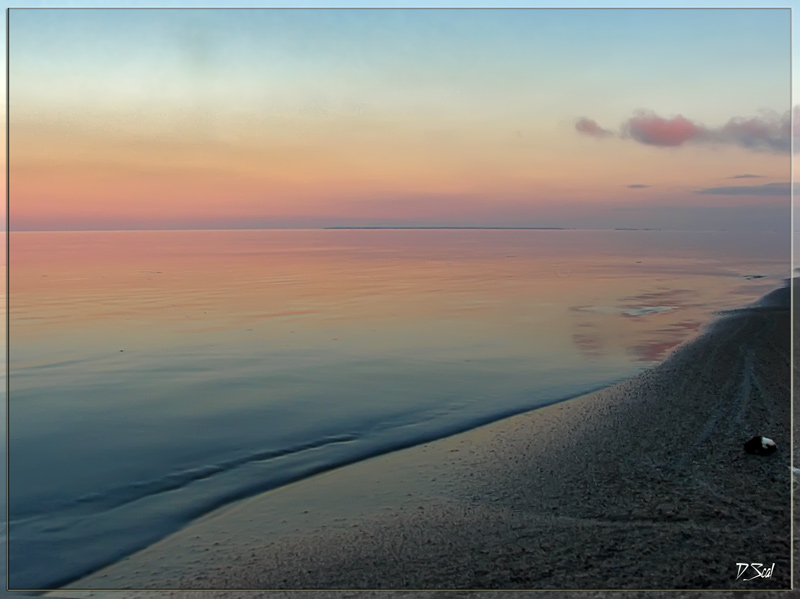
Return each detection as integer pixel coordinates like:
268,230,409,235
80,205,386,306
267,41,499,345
2,226,762,233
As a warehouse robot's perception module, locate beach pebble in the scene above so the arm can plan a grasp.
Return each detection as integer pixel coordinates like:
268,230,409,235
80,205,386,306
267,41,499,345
744,435,777,456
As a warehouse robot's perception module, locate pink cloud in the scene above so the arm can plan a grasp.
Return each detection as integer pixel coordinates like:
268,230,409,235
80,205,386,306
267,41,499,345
622,112,706,147
574,117,613,138
577,109,793,153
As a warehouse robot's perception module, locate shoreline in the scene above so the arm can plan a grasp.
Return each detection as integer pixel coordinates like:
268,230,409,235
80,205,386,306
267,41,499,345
48,281,792,594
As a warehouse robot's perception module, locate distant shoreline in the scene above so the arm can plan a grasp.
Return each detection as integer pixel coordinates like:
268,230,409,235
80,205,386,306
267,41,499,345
324,226,572,230
323,226,662,231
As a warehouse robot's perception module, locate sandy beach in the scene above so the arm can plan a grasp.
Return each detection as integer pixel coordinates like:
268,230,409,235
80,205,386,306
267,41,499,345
46,281,792,595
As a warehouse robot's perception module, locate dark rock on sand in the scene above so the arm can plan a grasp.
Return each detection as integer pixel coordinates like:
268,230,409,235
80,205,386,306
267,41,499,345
744,435,777,456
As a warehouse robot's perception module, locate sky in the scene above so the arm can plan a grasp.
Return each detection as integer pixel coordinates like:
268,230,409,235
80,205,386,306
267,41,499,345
5,3,795,231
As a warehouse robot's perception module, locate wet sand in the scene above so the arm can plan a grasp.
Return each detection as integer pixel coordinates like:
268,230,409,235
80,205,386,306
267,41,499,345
48,282,792,595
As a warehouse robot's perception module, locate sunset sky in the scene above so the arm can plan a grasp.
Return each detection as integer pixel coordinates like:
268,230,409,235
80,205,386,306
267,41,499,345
8,5,792,231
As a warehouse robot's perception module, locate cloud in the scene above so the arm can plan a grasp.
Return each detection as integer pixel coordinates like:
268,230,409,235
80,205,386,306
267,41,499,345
574,117,614,138
577,109,792,154
622,112,705,147
695,182,790,196
626,184,650,189
727,174,763,179
713,110,790,153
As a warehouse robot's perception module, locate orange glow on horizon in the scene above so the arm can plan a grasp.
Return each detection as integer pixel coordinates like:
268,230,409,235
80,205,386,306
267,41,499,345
11,111,790,229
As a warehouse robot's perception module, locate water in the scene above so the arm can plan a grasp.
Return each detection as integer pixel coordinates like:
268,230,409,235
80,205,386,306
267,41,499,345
8,228,789,589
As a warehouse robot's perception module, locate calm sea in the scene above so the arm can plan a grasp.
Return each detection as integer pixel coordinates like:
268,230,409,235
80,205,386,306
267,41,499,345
7,229,789,589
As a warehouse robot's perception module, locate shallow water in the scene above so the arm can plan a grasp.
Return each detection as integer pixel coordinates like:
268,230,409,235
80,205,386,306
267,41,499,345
7,228,789,589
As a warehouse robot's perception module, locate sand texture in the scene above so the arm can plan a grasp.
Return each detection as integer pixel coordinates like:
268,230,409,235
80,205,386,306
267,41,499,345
47,283,793,595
